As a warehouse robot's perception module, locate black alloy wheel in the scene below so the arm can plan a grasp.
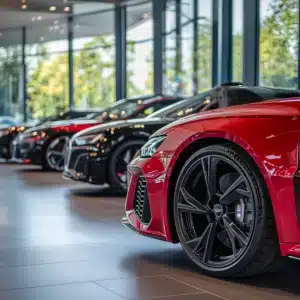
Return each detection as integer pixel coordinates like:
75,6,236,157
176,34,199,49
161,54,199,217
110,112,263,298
108,140,146,193
43,136,70,171
174,144,279,278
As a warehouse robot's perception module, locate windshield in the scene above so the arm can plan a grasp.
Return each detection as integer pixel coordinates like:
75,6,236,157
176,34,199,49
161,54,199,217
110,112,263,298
148,91,212,119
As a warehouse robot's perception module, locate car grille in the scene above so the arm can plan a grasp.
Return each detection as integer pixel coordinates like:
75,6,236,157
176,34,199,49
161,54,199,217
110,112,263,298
133,176,151,224
67,150,87,174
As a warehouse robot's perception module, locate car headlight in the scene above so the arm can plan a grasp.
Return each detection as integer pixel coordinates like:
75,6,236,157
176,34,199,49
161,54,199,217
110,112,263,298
74,133,105,146
140,136,166,158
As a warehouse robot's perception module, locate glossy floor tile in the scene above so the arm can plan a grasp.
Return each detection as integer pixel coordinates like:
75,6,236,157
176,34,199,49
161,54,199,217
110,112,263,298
0,163,300,299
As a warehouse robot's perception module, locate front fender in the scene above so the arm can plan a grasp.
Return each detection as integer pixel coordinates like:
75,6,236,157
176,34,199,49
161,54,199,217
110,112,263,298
158,116,300,244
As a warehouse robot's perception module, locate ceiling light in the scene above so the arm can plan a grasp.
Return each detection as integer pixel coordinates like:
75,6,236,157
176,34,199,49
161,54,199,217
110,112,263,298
64,7,70,12
21,4,27,9
49,6,56,11
40,37,44,41
37,16,42,21
49,26,53,31
54,20,59,24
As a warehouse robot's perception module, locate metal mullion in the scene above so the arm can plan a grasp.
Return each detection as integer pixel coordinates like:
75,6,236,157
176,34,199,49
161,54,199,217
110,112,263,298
68,16,74,109
22,26,27,122
193,0,198,94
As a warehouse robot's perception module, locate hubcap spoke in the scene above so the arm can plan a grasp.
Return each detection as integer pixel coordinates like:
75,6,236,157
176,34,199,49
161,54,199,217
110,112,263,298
223,215,248,247
187,221,217,260
201,157,218,200
46,136,69,170
48,151,63,157
202,222,217,262
219,176,245,205
180,187,210,215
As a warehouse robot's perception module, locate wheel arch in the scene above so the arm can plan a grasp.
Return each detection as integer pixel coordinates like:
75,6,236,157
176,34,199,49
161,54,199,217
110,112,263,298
106,133,149,184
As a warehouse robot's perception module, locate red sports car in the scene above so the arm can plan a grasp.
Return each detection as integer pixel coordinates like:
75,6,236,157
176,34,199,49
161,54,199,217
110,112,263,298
123,85,300,277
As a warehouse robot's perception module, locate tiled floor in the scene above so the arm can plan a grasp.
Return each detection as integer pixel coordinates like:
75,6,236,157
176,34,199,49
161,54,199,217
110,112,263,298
0,162,300,299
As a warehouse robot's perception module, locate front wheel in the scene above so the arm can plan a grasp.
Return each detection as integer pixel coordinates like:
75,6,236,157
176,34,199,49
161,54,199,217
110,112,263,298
174,144,279,278
43,136,69,171
108,140,146,193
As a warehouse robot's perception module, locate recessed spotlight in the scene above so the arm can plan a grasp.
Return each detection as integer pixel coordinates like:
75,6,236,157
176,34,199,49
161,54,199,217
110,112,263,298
63,0,68,3
49,26,54,31
37,16,42,21
49,6,56,11
21,4,27,9
54,25,59,30
32,17,36,22
54,20,59,25
40,37,44,41
64,6,70,12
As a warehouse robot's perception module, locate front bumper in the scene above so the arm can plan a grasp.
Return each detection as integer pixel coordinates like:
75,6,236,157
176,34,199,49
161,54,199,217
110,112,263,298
124,154,174,243
0,144,9,158
63,146,108,185
11,139,43,165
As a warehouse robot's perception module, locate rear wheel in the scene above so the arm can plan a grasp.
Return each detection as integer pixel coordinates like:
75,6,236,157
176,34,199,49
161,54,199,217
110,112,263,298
108,140,145,193
174,144,279,278
43,136,69,171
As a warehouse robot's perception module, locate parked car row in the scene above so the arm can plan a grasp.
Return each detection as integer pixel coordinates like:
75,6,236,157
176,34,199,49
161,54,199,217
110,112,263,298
2,83,300,278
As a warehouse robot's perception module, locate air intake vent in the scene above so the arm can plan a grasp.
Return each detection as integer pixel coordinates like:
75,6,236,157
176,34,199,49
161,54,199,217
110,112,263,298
133,176,151,224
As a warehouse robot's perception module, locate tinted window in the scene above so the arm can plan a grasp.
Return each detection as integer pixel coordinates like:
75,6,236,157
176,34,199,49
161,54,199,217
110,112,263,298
226,87,300,107
152,92,212,119
136,101,179,118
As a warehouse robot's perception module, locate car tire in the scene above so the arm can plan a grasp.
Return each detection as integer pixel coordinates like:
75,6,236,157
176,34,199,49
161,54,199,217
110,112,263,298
108,139,146,194
174,144,280,278
42,136,69,172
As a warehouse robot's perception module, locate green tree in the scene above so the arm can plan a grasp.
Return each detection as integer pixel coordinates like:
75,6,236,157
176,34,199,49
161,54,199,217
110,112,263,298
260,0,298,87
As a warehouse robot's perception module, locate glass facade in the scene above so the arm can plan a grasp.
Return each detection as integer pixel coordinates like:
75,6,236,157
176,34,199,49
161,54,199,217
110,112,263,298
1,0,300,120
0,29,23,121
73,10,115,109
163,0,177,95
197,0,213,92
232,0,243,82
260,0,299,88
26,21,69,119
126,1,154,97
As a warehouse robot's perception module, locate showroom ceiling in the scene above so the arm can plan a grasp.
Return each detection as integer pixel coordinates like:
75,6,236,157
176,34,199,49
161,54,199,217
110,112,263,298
0,0,150,47
0,0,134,30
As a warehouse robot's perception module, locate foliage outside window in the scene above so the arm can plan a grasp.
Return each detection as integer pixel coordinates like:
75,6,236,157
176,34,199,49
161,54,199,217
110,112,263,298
197,0,213,92
73,10,116,109
26,21,69,119
163,0,177,95
181,0,194,96
232,0,243,82
0,29,23,121
126,2,154,97
260,0,299,88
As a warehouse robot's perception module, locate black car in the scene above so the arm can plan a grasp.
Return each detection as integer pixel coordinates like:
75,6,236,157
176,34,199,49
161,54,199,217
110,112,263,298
63,84,300,193
0,109,103,160
12,95,181,171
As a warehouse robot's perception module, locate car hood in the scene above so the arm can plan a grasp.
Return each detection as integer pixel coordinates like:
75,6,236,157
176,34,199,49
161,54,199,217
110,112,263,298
72,117,173,139
154,98,300,136
24,119,100,133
